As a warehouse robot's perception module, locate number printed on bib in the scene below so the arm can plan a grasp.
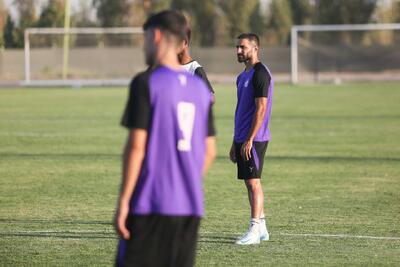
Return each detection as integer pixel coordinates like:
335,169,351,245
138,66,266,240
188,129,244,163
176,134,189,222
177,102,196,152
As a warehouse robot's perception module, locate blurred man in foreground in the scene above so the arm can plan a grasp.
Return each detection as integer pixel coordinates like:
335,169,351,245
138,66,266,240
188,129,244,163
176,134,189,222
115,10,216,266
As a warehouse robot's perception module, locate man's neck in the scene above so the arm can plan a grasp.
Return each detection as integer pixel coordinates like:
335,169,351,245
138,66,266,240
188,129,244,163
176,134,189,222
180,52,193,65
244,57,260,71
159,51,182,71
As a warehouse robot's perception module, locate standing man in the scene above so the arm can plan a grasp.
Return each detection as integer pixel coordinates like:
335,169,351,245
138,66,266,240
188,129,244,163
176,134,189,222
178,22,214,95
229,33,273,245
115,10,216,266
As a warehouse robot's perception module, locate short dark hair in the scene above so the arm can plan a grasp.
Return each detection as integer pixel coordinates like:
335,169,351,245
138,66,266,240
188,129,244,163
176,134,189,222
237,33,260,47
143,10,187,42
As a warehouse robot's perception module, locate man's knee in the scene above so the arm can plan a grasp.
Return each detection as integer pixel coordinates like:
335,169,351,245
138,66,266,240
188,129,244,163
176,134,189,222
245,179,261,192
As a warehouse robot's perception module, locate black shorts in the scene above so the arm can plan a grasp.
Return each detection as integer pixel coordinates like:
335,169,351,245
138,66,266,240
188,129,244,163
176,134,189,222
116,214,200,267
235,141,268,179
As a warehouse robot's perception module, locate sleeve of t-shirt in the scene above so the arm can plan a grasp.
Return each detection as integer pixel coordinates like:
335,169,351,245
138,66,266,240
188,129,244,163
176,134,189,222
120,72,151,130
252,64,271,98
194,67,215,94
207,104,216,137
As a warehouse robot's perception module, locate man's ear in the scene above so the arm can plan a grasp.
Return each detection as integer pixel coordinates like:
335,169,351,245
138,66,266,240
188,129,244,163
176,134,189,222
153,28,162,45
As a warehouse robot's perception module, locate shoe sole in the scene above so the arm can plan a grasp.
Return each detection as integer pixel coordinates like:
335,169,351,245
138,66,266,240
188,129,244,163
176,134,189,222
235,240,260,245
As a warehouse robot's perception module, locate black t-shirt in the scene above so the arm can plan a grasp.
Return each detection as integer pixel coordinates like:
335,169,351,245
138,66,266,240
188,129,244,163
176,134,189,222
121,68,216,136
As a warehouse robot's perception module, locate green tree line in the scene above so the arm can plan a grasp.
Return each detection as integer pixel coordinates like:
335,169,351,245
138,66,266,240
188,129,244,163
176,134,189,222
1,0,400,48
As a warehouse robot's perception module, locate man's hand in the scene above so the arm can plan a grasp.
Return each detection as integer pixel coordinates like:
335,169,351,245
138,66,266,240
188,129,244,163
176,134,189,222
115,201,130,240
241,140,253,161
229,143,237,163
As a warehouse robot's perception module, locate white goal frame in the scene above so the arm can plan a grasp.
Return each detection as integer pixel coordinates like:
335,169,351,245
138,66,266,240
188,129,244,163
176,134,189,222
23,27,143,87
290,23,400,84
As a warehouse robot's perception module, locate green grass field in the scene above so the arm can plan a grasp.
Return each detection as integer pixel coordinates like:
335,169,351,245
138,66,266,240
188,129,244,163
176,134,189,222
1,82,399,266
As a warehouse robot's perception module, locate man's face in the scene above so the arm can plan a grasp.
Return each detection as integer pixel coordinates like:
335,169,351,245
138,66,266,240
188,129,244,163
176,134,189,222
144,29,157,66
236,38,257,63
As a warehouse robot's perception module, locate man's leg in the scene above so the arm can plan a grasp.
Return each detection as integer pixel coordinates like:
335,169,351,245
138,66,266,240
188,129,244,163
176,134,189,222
236,179,263,245
245,178,264,219
245,179,269,241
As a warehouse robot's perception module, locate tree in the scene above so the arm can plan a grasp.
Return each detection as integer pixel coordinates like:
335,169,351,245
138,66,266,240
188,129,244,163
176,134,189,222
3,15,17,48
191,0,217,46
74,0,98,27
288,0,314,25
14,0,36,28
249,1,266,39
0,0,6,47
316,0,378,44
13,0,37,47
317,0,377,25
397,1,400,22
143,0,172,15
219,0,258,43
36,0,65,28
169,0,217,46
93,0,130,27
267,0,293,45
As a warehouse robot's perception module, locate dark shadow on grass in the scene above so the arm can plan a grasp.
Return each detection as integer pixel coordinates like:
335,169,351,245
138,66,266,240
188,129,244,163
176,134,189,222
2,232,237,243
0,152,120,160
0,218,112,225
198,234,237,244
2,153,399,163
217,155,400,162
0,232,116,239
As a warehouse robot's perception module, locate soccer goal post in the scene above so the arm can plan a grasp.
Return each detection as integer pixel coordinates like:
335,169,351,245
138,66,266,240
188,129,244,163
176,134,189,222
23,27,144,87
291,23,400,84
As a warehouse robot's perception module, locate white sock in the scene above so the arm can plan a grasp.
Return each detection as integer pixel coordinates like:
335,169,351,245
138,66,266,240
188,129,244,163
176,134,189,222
259,217,267,230
250,218,260,232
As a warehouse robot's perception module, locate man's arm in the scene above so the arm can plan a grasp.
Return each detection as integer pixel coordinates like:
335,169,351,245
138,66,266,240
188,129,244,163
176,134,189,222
229,141,236,163
117,71,150,240
116,129,147,240
203,101,217,172
203,136,216,174
240,98,267,160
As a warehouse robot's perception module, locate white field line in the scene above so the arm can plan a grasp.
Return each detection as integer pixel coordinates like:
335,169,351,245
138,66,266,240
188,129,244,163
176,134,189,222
278,233,400,240
1,230,400,240
200,231,400,241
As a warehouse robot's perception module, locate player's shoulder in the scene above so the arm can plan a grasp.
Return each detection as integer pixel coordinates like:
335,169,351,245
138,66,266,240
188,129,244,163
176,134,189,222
188,60,202,69
252,62,272,83
186,69,204,84
182,60,202,75
129,69,151,90
253,62,271,77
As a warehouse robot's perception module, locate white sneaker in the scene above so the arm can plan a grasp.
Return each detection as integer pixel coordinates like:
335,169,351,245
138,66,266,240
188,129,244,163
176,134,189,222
235,230,260,245
236,220,260,245
260,218,269,241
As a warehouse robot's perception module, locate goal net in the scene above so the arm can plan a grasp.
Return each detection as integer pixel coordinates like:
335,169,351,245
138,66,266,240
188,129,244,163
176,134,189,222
24,27,145,87
291,24,400,84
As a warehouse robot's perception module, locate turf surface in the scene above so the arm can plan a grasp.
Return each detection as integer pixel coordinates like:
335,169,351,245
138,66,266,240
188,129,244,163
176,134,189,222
0,83,399,266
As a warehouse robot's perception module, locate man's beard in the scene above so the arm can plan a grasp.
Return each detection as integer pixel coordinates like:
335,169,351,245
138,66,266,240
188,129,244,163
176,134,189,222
237,54,249,63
